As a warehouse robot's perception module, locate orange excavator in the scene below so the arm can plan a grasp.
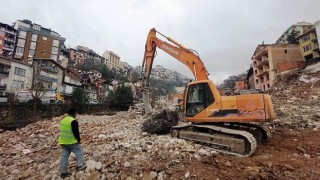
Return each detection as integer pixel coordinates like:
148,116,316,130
141,28,275,156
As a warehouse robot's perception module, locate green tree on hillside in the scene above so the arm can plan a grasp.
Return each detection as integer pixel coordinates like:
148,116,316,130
114,85,134,110
286,30,299,44
72,87,86,112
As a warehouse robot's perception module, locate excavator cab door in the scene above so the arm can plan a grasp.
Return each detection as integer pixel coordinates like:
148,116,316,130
185,82,214,117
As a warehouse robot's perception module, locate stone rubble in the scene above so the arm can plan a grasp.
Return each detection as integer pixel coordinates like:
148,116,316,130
0,111,209,179
267,68,320,130
0,64,319,179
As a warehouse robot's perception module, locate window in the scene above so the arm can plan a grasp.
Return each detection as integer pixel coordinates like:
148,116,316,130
303,44,312,52
284,49,287,53
186,83,214,117
14,67,26,76
31,34,38,41
51,47,58,54
19,31,26,38
30,42,36,49
0,31,4,37
28,49,35,57
32,24,41,31
51,54,57,61
12,80,24,89
256,79,259,84
17,39,25,47
42,36,47,40
302,35,310,42
15,47,24,55
53,40,59,47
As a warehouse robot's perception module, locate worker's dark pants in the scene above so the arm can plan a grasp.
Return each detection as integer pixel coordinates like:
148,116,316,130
60,143,84,174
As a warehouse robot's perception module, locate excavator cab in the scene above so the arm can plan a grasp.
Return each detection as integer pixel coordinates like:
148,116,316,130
186,82,214,117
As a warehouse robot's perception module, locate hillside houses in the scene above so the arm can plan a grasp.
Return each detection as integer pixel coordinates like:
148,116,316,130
234,20,320,92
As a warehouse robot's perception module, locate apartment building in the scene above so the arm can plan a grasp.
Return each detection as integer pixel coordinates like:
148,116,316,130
276,22,314,44
119,61,129,74
61,68,82,97
0,22,17,58
0,57,11,96
0,56,33,95
234,80,248,91
251,44,304,91
13,20,66,63
58,45,69,68
103,50,120,70
296,27,319,61
32,58,65,92
69,48,86,66
70,46,105,66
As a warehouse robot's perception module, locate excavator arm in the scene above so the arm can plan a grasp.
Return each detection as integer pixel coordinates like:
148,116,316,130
141,28,209,114
142,28,209,83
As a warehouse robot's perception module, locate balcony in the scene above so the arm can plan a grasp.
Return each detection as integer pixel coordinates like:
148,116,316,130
5,37,15,43
254,48,268,59
40,66,59,73
0,27,16,35
256,70,269,77
255,58,269,68
0,84,6,90
36,75,58,82
0,64,10,75
312,37,318,42
3,45,14,51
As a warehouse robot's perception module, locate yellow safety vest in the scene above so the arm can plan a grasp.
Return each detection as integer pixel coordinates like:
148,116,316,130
58,116,78,145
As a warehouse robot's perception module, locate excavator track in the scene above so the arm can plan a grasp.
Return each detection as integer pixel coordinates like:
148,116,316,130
171,124,257,157
214,123,271,144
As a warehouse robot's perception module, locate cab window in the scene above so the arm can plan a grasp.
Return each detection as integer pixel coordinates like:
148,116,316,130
186,83,214,117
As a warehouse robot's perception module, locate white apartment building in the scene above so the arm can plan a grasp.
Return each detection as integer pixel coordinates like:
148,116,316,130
103,50,120,70
7,59,33,93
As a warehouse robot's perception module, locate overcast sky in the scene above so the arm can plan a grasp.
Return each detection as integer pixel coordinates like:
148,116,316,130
1,0,319,83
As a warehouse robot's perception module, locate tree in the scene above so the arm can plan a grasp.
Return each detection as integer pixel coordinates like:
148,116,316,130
220,72,247,90
77,63,115,81
105,90,116,108
72,87,86,113
30,82,47,118
72,87,86,105
286,30,299,44
130,71,140,83
114,85,134,110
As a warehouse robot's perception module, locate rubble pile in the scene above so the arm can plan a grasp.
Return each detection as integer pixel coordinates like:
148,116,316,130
268,66,320,129
1,64,320,179
0,112,213,179
142,110,179,135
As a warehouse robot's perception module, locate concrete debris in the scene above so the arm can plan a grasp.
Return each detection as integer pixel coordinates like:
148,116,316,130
268,69,320,129
0,111,202,179
142,110,179,134
0,66,319,179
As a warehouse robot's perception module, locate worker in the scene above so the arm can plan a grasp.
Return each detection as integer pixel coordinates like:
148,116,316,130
58,107,86,178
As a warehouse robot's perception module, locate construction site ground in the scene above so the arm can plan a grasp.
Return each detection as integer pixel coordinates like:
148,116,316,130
0,64,320,180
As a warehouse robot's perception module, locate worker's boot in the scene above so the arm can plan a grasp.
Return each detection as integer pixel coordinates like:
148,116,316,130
76,165,87,171
60,172,70,179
